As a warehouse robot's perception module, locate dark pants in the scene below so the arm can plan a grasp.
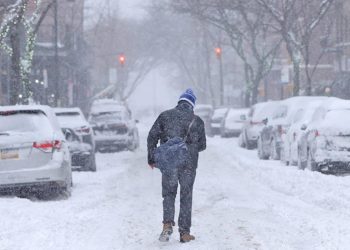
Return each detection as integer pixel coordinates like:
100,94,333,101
162,167,196,234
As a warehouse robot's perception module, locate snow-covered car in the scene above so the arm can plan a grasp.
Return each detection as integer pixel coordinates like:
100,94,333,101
240,101,280,149
258,97,328,161
194,104,213,136
210,107,229,136
220,108,249,138
88,99,139,152
0,105,72,196
297,99,350,173
282,100,325,166
55,108,96,172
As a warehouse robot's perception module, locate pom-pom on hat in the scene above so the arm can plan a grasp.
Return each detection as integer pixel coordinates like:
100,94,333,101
179,88,196,107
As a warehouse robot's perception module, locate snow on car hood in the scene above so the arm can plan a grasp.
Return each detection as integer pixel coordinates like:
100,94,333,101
317,109,350,136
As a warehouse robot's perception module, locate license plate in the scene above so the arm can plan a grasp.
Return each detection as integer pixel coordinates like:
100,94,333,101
0,148,19,160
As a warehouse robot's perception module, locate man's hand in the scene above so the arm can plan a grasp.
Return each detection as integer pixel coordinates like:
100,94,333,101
149,164,155,169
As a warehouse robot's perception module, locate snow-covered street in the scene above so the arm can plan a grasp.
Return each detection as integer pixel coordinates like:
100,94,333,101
1,122,350,250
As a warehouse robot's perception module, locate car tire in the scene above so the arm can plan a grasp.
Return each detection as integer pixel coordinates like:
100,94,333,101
297,147,306,170
85,153,97,172
238,133,246,148
258,137,269,160
307,149,317,171
128,130,139,151
270,138,280,160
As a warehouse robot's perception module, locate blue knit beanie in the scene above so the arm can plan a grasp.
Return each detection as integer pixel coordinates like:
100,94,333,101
179,88,196,107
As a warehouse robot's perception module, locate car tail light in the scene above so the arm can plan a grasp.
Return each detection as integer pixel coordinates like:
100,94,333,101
33,140,61,153
315,130,320,137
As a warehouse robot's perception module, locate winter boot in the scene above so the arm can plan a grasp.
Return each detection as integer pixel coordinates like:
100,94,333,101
180,233,195,243
159,223,173,242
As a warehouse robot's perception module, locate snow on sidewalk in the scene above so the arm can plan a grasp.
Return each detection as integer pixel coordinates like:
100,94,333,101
0,123,350,250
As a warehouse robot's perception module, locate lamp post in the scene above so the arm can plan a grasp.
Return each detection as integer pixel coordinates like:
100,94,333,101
53,0,60,106
116,53,126,100
215,46,224,106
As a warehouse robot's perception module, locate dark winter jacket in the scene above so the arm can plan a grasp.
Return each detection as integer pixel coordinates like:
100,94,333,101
147,101,206,168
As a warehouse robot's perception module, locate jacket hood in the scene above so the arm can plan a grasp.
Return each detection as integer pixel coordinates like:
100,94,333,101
177,101,194,112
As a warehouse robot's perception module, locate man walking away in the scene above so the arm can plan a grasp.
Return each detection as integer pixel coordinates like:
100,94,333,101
147,89,206,243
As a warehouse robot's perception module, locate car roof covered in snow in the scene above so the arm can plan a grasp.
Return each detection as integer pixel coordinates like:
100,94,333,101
90,99,128,115
0,105,64,137
272,96,332,124
251,101,281,121
54,107,89,129
54,107,83,114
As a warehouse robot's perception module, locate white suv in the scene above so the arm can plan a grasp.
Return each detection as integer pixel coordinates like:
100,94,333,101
0,105,72,197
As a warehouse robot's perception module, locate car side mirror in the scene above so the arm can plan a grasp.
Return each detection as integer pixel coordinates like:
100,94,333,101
301,124,307,131
262,118,268,125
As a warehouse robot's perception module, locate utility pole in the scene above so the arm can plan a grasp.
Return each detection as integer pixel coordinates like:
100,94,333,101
215,46,224,106
53,0,60,106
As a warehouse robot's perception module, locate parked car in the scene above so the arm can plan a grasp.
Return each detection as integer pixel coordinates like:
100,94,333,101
88,99,139,152
240,101,280,149
194,104,213,136
0,105,72,196
282,98,339,166
257,97,328,161
55,108,96,172
210,107,229,136
298,99,350,173
220,108,249,138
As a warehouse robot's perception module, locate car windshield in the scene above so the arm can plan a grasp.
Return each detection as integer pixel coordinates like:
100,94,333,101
56,112,86,124
90,111,123,123
212,108,228,122
0,111,53,137
227,111,245,122
252,103,279,121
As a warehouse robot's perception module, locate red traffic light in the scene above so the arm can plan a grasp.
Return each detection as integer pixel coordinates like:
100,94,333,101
215,47,222,58
119,54,126,66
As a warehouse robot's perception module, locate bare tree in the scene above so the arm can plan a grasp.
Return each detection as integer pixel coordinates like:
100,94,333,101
171,0,281,105
256,0,334,96
0,0,53,104
88,16,160,103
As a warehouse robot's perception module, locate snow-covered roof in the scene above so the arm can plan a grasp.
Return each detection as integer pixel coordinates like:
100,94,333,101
0,105,63,135
90,99,127,114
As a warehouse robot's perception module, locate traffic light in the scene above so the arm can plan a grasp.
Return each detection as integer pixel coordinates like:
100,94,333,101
215,47,222,59
119,54,126,66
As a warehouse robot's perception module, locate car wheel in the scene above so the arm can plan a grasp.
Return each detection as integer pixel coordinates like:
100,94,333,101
85,153,97,172
270,138,280,160
128,130,139,151
238,133,246,148
258,137,269,160
297,147,306,170
307,149,317,171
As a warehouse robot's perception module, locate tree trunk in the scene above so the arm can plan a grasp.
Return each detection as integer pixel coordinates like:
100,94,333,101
251,79,260,105
244,91,251,107
9,25,22,105
292,60,300,96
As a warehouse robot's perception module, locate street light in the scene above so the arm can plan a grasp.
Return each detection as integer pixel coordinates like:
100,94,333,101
215,46,224,106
